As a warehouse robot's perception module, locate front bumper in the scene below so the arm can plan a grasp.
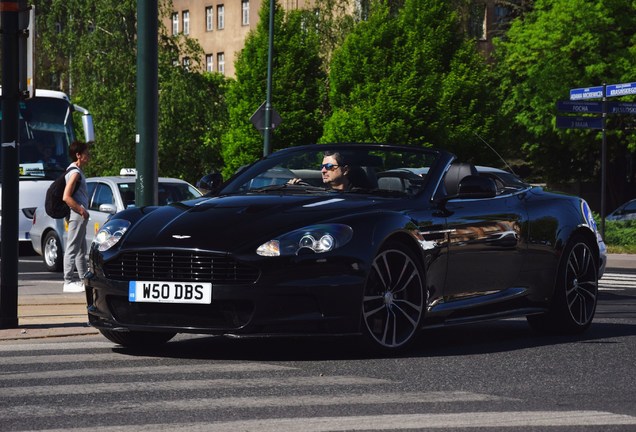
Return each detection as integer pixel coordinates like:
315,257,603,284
85,255,367,337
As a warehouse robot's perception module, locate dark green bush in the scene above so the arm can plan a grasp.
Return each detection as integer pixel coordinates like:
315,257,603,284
604,219,636,247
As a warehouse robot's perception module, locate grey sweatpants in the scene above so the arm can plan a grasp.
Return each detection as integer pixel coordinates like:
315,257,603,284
63,211,88,284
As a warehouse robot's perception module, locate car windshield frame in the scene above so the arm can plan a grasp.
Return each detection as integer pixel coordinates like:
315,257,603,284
220,144,443,198
108,180,202,209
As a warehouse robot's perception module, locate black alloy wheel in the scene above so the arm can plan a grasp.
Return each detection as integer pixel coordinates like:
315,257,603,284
361,242,426,351
527,235,598,334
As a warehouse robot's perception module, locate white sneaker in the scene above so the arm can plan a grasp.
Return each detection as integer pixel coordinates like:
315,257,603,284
63,281,85,293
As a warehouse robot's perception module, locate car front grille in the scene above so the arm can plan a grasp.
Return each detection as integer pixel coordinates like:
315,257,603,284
103,250,259,284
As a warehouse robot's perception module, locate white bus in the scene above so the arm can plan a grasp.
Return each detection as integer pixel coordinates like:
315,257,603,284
0,87,95,249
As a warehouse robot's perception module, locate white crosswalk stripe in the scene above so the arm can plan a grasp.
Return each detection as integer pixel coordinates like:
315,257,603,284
599,272,636,291
1,341,635,431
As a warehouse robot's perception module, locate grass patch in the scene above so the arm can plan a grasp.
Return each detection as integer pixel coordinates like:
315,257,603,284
602,218,636,254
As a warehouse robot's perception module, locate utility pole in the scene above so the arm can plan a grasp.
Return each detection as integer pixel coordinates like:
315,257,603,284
135,0,159,206
263,0,275,156
0,0,28,329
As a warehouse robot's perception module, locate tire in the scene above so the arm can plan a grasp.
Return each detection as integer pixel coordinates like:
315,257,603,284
361,242,426,352
99,329,176,348
527,235,599,334
43,231,63,272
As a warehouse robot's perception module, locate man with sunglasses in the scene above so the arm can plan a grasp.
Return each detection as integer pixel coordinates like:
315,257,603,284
288,151,352,191
320,151,351,191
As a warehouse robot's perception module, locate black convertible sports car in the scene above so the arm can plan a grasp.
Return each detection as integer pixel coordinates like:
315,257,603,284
85,144,606,352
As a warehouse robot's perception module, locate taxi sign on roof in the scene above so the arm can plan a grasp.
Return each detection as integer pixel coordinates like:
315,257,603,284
120,168,137,176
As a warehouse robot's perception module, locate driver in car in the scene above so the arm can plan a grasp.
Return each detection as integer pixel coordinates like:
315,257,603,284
288,151,352,191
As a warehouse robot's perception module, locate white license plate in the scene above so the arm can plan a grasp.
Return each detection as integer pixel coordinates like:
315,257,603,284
129,281,212,304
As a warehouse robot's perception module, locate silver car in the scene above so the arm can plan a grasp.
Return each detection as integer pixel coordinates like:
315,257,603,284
30,172,202,271
606,198,636,221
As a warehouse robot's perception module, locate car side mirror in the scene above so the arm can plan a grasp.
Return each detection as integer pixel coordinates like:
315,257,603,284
99,203,118,214
457,175,497,199
197,172,223,195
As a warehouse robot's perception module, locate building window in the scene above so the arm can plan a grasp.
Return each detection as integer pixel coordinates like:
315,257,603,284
217,52,225,75
206,54,214,72
183,10,190,35
183,57,191,70
206,6,214,31
242,0,249,26
217,5,225,30
171,12,179,35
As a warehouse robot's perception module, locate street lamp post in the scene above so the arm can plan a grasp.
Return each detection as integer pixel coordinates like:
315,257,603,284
263,0,275,156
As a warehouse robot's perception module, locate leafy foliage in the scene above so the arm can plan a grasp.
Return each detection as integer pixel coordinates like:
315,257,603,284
36,0,138,176
322,0,500,165
221,1,326,177
34,0,228,183
494,0,636,184
604,219,636,251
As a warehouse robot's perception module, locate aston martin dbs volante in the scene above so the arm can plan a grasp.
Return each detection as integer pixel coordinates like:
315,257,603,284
85,144,606,352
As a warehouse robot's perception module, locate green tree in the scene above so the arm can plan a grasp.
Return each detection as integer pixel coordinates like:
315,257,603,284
158,33,229,183
36,0,138,176
221,1,326,177
34,0,227,182
494,0,636,188
323,0,499,163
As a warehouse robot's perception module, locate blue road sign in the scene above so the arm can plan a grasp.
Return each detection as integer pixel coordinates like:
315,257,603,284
607,101,636,114
556,100,603,113
606,82,636,98
570,86,604,100
556,116,604,129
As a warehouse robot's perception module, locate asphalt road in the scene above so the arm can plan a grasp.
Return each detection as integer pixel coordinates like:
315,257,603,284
0,253,634,431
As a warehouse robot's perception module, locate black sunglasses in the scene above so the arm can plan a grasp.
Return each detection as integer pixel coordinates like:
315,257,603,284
320,163,340,171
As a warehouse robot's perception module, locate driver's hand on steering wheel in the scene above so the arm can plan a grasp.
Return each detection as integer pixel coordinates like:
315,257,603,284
287,178,309,186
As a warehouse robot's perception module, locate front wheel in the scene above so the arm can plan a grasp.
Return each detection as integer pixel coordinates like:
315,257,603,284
99,329,176,348
361,242,426,352
527,235,598,334
43,231,63,272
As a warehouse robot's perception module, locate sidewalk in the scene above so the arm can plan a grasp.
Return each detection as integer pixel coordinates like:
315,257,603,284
0,253,634,341
0,292,97,341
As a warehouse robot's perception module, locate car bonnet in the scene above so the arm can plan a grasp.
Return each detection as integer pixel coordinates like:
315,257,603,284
118,194,382,252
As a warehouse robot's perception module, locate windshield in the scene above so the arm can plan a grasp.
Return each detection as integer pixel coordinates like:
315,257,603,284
0,97,76,180
117,182,202,208
221,145,440,197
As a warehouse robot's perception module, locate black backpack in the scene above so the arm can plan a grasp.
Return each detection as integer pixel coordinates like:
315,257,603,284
44,167,80,219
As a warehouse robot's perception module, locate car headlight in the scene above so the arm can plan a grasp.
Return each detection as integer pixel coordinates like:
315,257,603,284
256,224,353,257
93,219,131,252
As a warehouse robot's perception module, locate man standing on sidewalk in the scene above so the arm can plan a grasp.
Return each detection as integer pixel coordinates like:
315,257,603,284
62,141,91,293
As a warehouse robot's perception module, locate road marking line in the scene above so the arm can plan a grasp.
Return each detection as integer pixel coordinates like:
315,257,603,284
0,376,390,398
16,411,636,432
0,392,515,419
0,362,295,381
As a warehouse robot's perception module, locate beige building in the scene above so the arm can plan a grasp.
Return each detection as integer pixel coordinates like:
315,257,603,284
165,0,513,78
166,0,314,78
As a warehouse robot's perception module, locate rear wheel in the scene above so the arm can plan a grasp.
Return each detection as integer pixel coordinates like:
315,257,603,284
99,329,176,348
527,235,598,334
361,242,426,352
43,231,63,272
